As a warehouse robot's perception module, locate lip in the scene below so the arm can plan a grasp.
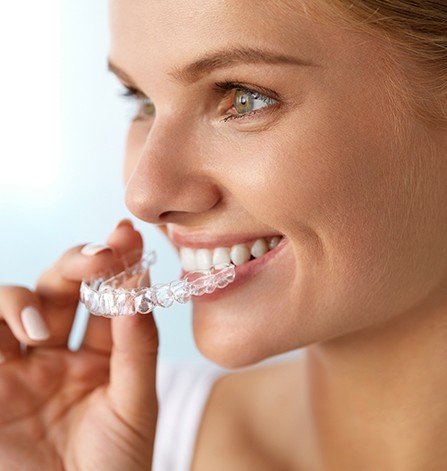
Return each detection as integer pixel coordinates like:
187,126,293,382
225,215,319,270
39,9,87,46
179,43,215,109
169,229,283,250
182,236,289,301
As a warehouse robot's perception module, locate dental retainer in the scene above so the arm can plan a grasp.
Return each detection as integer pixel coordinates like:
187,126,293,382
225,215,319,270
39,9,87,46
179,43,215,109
79,251,236,317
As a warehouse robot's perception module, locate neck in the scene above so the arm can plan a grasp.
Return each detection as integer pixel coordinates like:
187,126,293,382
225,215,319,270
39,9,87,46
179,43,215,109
303,294,447,470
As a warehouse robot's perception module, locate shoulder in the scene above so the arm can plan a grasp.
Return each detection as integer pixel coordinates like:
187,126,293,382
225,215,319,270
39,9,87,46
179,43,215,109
191,356,304,471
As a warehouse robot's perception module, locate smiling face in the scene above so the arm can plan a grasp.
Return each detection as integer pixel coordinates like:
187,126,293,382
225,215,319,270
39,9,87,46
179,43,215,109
109,0,447,367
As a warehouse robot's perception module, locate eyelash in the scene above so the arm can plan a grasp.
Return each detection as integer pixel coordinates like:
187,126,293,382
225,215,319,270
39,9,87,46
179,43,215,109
121,86,141,102
120,82,279,122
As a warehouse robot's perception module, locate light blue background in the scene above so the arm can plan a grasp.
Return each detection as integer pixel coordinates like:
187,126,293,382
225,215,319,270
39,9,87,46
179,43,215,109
0,0,205,363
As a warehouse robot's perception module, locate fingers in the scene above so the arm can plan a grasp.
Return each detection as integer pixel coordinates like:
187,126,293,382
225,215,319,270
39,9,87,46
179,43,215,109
36,220,142,308
108,301,159,435
36,244,116,306
0,285,49,347
0,220,143,351
88,224,158,438
79,316,113,355
32,241,133,348
80,221,144,354
0,322,22,362
106,220,144,259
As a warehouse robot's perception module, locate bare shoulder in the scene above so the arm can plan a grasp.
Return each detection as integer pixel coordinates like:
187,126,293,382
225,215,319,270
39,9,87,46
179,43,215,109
190,356,305,471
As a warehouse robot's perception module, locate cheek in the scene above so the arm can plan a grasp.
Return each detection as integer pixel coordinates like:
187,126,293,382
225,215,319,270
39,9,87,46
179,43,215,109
211,112,393,240
219,89,423,260
215,100,446,331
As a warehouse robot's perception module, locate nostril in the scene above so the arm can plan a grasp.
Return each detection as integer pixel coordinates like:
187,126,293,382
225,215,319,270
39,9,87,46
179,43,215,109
159,210,177,221
159,210,203,223
158,194,222,222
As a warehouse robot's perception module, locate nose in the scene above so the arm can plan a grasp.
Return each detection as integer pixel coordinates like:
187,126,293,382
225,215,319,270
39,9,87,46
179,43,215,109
124,119,221,225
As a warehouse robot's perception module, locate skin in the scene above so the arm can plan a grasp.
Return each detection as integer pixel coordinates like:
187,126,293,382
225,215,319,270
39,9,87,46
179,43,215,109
0,0,446,469
113,0,447,366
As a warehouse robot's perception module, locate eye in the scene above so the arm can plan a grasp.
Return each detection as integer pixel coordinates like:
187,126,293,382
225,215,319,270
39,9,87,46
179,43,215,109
120,86,155,120
214,82,279,122
233,89,276,115
139,97,156,117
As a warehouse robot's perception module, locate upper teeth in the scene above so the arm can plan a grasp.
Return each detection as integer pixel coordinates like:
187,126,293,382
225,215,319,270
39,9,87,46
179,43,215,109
179,236,282,271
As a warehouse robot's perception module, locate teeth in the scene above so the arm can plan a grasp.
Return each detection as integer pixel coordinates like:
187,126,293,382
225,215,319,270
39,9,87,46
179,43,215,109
269,236,281,250
196,248,213,270
250,239,269,258
179,236,283,272
180,247,196,271
213,247,231,265
230,244,251,266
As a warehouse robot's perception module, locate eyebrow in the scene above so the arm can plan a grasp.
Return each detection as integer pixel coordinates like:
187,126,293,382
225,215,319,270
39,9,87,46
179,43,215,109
171,47,315,84
108,46,315,87
108,60,137,87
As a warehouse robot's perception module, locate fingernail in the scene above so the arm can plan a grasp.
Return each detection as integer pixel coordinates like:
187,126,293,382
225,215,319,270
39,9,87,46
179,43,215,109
115,219,134,230
21,307,50,341
81,243,112,256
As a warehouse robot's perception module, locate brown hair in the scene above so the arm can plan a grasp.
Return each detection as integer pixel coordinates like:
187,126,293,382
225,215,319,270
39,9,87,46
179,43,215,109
306,1,447,127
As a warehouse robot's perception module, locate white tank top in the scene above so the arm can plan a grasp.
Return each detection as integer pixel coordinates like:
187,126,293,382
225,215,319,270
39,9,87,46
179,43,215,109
152,363,224,471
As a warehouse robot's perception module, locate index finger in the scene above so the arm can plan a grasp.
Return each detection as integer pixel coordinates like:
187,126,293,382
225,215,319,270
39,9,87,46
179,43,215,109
36,222,144,307
31,222,143,348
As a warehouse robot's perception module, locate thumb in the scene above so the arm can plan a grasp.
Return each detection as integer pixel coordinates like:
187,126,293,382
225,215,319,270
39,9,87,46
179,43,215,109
107,281,159,436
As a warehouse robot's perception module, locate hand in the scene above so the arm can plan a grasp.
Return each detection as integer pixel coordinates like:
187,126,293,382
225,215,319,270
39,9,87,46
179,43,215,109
0,220,158,471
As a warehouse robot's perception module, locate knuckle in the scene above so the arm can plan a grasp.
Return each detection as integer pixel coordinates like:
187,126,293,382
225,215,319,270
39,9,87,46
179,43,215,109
0,285,33,300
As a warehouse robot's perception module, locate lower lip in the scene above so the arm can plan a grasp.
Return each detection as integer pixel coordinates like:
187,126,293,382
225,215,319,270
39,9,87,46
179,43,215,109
181,237,289,301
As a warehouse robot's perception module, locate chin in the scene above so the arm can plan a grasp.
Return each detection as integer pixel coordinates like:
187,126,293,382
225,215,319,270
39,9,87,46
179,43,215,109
194,334,273,369
191,307,301,369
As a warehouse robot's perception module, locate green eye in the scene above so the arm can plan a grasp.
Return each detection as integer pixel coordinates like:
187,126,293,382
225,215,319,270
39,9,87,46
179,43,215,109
140,97,155,116
234,90,253,113
233,89,275,115
120,86,155,120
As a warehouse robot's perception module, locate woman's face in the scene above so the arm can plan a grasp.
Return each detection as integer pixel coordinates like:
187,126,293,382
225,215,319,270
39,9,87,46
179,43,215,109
109,0,447,367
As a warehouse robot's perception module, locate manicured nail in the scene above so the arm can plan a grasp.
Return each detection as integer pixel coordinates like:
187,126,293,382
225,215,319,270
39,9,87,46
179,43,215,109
115,219,134,230
21,307,50,341
81,243,112,256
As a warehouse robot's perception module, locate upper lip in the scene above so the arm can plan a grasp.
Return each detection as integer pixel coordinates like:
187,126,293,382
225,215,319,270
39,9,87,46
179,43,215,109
168,229,283,250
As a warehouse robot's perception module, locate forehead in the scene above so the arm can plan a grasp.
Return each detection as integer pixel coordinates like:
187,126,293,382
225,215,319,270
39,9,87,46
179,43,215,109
109,0,307,41
108,0,339,76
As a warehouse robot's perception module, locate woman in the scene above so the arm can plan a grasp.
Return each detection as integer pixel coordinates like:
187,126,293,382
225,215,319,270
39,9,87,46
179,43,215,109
1,1,446,469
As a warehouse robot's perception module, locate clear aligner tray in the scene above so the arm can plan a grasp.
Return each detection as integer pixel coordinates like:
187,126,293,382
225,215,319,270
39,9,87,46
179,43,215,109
79,251,236,317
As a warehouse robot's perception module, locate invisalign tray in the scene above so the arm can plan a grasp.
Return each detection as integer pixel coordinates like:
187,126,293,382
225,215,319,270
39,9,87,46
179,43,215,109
80,251,236,317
